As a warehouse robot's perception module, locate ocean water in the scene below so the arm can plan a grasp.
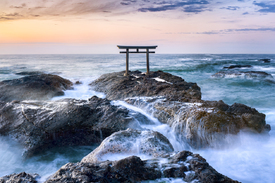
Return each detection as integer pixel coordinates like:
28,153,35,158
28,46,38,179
0,54,275,182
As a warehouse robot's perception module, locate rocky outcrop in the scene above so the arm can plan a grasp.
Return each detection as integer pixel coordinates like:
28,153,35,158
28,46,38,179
88,70,270,148
81,128,174,164
90,70,201,102
125,97,270,149
0,96,132,157
0,172,39,183
0,73,73,101
212,70,273,79
46,151,239,183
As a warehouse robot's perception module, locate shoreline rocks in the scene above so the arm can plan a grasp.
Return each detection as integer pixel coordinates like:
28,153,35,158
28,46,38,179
0,70,270,183
0,172,39,183
88,70,270,149
0,96,132,157
90,70,201,102
125,97,270,149
0,73,73,101
81,128,174,164
45,151,240,183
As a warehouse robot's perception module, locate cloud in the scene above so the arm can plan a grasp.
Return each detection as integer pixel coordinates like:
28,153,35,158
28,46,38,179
121,0,137,5
10,3,26,9
0,0,120,21
138,0,210,13
175,27,275,34
220,6,240,10
253,1,275,13
0,0,214,21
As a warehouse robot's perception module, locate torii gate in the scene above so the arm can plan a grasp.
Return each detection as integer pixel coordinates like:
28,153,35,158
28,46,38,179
117,45,158,76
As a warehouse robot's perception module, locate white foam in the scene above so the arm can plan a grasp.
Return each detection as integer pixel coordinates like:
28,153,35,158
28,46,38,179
153,77,173,84
52,78,105,101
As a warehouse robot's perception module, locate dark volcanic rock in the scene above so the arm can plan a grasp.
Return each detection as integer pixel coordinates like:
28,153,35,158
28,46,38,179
81,128,174,163
0,96,131,157
126,97,269,149
90,70,201,102
223,64,252,69
46,151,239,183
212,70,273,79
0,172,39,183
0,74,73,101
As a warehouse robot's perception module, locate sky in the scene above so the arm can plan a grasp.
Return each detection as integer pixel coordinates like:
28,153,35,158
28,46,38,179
0,0,275,54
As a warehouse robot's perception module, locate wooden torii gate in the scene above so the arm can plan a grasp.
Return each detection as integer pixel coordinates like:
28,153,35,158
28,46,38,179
117,45,158,76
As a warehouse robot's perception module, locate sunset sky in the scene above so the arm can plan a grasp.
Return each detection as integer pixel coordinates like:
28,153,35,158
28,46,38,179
0,0,275,54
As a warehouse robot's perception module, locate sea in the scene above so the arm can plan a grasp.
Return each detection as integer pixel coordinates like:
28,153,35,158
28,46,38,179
0,54,274,183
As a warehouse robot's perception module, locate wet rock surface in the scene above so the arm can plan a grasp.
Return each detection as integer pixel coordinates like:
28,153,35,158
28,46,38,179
0,172,39,183
0,96,131,157
81,128,174,163
45,151,239,183
126,97,269,149
90,70,201,102
0,73,73,101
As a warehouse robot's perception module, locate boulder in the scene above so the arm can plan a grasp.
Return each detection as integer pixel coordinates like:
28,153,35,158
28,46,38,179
0,172,39,183
46,151,239,183
90,70,201,102
0,96,132,157
0,73,73,101
81,128,174,164
125,97,270,149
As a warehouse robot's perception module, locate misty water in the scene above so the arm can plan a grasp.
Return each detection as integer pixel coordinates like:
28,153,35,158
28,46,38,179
0,54,274,182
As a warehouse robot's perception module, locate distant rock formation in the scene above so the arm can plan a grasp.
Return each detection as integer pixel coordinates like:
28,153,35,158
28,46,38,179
258,58,271,63
212,70,273,80
223,64,252,69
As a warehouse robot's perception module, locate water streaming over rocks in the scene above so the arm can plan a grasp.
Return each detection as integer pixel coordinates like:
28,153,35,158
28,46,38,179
0,54,274,182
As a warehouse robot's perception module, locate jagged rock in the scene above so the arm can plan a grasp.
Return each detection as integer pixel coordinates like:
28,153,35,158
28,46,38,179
125,97,270,149
90,70,201,102
212,70,273,79
0,172,39,183
223,65,252,69
0,74,73,101
46,151,239,183
81,128,174,164
0,96,132,157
